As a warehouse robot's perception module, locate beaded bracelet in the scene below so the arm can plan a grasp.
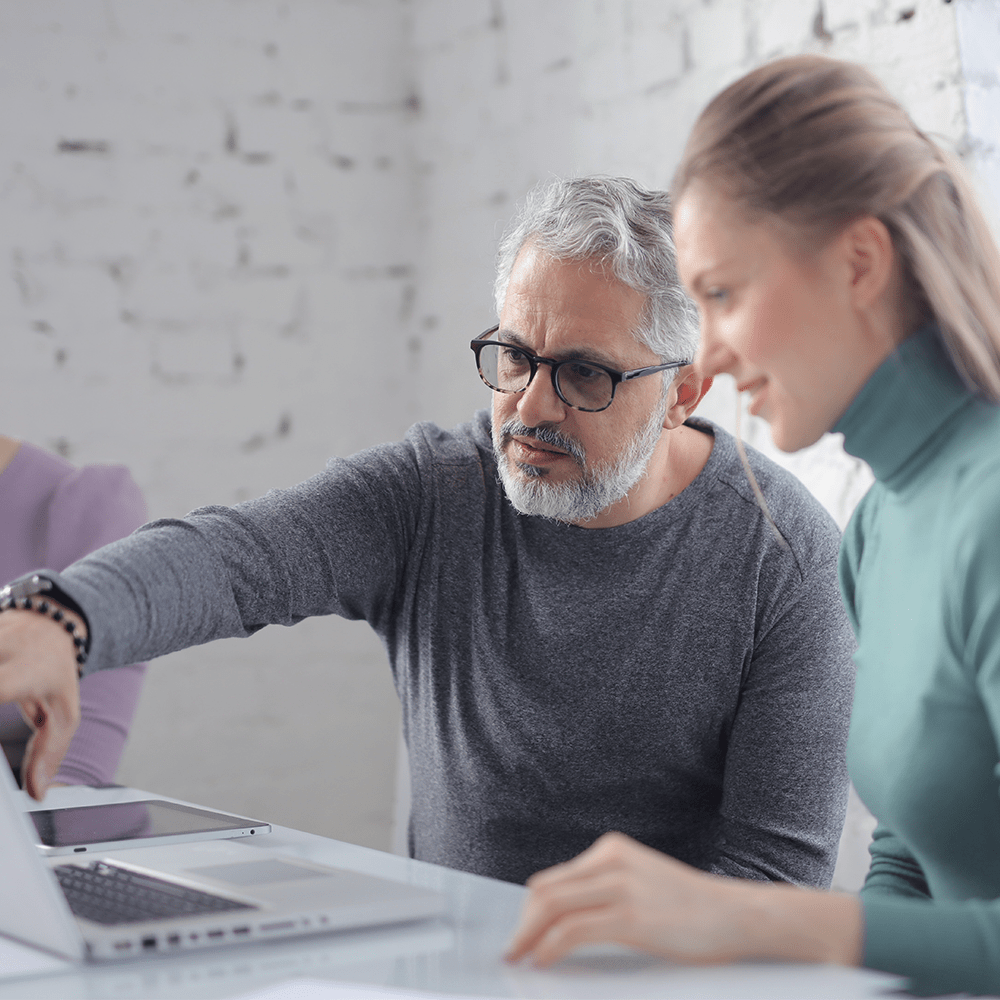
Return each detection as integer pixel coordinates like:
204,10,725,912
0,593,89,670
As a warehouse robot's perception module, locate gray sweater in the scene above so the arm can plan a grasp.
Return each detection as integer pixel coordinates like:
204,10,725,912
53,412,854,886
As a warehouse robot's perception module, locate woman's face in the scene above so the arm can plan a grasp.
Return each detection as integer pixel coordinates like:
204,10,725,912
674,181,891,452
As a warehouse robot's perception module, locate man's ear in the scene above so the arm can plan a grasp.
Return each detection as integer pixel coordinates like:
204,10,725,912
664,369,713,429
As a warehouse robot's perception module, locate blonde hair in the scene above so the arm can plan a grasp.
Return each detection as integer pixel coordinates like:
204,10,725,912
673,55,1000,402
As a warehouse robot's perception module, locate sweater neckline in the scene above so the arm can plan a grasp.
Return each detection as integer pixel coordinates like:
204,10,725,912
833,324,973,490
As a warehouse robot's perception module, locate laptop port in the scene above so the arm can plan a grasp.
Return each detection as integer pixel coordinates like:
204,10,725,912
114,941,132,952
166,934,181,946
233,926,250,936
141,937,157,951
259,920,295,933
207,930,224,939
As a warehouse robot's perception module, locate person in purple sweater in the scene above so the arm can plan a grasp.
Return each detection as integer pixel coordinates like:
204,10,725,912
0,435,146,787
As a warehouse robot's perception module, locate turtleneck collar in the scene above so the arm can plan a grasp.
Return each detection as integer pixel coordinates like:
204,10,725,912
833,324,973,489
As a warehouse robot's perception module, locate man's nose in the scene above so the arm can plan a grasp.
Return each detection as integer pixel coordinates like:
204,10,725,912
516,364,567,426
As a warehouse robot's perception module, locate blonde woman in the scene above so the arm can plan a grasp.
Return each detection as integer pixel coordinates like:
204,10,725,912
508,55,1000,996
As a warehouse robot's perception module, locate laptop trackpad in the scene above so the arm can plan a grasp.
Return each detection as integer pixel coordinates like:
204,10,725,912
188,859,334,887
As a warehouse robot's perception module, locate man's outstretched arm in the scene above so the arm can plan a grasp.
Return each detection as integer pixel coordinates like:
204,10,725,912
0,435,426,798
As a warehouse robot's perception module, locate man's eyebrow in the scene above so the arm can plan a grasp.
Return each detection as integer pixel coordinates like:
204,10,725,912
495,328,623,369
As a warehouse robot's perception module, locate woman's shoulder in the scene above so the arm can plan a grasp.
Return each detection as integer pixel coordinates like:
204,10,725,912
4,441,142,497
0,442,147,570
946,402,1000,525
32,450,147,566
49,462,146,528
2,439,74,487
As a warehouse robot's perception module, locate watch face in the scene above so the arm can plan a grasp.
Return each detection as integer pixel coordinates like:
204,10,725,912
0,575,53,603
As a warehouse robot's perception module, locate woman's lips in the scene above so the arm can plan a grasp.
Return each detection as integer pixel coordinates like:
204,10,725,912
738,378,767,415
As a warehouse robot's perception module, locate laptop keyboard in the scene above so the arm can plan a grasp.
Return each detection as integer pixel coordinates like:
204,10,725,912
54,861,257,925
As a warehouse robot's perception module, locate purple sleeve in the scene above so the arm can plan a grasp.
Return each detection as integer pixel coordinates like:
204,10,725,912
43,465,148,566
44,465,149,786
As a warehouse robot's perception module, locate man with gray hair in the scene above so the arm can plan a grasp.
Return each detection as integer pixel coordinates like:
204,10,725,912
485,177,704,524
0,177,854,889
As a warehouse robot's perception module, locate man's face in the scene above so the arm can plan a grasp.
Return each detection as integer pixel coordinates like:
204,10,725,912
491,244,670,524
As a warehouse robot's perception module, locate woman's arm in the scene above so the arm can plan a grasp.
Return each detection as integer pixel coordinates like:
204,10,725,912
862,825,930,899
506,832,863,968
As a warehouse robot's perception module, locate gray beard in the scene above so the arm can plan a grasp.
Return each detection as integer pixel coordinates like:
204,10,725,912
493,404,666,524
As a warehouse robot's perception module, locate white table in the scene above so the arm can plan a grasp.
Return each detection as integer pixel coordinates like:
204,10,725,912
0,786,903,1000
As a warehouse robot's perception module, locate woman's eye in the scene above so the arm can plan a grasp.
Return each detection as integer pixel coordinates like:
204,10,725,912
705,287,729,303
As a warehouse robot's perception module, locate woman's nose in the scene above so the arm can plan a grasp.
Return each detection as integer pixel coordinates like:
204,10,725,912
694,329,737,382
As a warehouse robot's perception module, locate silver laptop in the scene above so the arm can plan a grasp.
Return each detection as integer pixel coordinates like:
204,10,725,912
0,761,444,963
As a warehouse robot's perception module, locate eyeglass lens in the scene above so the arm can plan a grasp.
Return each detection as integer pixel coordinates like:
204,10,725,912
478,343,614,410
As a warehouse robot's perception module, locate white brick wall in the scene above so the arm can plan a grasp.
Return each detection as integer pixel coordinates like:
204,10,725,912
2,1,994,860
0,0,417,849
957,0,1000,236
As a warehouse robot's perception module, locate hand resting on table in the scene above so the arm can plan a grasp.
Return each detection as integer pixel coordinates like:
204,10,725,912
506,831,863,970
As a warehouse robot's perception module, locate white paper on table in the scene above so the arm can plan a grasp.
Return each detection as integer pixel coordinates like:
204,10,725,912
232,967,903,1000
0,935,71,981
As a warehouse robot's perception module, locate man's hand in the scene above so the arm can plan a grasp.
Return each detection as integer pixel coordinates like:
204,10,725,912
505,831,863,969
0,610,81,799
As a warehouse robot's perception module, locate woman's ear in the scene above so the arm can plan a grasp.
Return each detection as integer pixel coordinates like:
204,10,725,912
663,370,714,429
843,215,896,311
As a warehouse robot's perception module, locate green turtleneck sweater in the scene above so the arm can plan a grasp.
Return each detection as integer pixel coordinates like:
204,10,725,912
836,325,1000,995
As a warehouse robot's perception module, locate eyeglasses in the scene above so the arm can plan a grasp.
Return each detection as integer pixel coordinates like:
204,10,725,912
470,325,691,413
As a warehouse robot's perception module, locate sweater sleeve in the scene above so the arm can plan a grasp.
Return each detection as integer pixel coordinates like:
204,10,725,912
836,483,878,640
843,492,936,923
862,894,1000,996
859,474,1000,995
841,492,936,903
46,435,425,674
861,824,930,899
712,552,855,887
44,465,149,786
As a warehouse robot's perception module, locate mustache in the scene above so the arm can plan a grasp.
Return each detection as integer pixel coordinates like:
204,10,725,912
498,418,586,465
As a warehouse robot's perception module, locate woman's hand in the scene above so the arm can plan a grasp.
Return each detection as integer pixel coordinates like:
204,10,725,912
0,610,81,800
505,832,863,969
